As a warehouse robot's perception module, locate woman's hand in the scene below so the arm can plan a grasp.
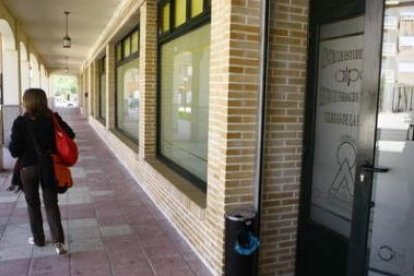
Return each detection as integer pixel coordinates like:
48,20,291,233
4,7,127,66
6,184,22,193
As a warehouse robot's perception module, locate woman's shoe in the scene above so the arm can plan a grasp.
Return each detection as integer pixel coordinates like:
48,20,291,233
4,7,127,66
55,242,67,255
28,237,45,247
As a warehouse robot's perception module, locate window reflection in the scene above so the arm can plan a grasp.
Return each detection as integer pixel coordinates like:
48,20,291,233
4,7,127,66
100,73,106,120
117,60,139,140
368,3,414,275
160,24,210,182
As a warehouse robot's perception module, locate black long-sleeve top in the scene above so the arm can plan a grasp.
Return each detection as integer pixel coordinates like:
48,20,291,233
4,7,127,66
9,112,75,168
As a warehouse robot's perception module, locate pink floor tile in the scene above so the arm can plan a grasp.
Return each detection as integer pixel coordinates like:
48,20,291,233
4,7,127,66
0,259,30,276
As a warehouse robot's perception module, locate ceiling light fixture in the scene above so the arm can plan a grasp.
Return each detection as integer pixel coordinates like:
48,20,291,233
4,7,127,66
62,11,71,48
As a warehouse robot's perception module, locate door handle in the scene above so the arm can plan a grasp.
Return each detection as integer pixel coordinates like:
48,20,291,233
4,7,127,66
360,165,390,173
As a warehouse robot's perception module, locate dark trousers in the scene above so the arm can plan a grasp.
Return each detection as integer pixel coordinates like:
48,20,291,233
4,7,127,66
20,165,64,244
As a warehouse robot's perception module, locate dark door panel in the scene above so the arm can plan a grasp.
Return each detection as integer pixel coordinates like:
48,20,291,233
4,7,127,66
300,223,348,276
297,0,367,275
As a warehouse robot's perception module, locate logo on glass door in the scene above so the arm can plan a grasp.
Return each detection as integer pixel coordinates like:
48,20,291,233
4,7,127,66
328,137,356,202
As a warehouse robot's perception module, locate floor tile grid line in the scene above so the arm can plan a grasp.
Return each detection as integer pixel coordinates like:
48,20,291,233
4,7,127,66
119,177,200,276
100,143,205,275
95,184,157,276
66,122,146,275
91,206,115,276
124,175,213,276
55,117,104,275
61,109,208,275
117,207,158,276
0,172,17,241
77,124,193,275
1,190,35,276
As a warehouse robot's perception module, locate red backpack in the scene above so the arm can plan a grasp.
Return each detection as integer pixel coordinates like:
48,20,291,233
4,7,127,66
52,113,78,166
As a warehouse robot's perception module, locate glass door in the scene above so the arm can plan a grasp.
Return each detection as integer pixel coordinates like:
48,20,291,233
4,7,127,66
297,1,367,275
368,1,414,275
310,16,364,238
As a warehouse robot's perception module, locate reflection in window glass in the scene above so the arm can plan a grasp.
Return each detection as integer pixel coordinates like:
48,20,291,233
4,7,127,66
116,44,122,61
162,3,170,32
100,73,106,120
310,17,363,237
160,24,210,182
116,59,139,141
124,38,131,57
131,31,139,53
191,0,203,17
175,1,187,27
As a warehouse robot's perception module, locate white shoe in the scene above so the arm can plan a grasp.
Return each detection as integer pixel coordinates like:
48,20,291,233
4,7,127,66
28,237,45,246
28,237,34,245
55,243,67,255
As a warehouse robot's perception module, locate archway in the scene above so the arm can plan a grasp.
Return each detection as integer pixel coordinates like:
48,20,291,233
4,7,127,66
0,20,19,105
19,42,29,99
40,65,48,93
0,19,19,169
30,53,40,88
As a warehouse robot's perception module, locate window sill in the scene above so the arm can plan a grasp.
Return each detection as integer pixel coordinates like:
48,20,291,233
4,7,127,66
110,128,138,153
97,117,106,126
145,157,207,208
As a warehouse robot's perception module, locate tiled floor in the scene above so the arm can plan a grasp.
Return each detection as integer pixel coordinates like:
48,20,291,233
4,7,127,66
0,108,212,276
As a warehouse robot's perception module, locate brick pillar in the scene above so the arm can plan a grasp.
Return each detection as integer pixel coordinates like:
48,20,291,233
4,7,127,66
139,0,157,159
207,0,261,274
259,1,309,275
106,43,116,130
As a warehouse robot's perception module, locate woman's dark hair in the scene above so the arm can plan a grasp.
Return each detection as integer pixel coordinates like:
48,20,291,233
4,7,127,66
23,88,51,118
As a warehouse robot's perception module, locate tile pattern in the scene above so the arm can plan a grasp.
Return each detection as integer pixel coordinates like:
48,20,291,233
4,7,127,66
0,108,212,276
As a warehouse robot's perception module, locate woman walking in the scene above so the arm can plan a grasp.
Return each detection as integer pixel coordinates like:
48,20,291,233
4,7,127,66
9,88,75,254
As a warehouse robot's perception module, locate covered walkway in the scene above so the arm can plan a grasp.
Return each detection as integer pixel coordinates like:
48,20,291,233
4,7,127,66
0,109,211,276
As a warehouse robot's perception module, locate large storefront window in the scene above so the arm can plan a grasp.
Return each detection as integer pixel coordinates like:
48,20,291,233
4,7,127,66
157,0,211,191
159,0,211,190
99,56,106,121
115,29,139,142
117,59,139,140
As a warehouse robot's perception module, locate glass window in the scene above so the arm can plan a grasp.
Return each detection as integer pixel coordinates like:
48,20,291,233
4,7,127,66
116,59,140,141
98,57,106,120
123,38,131,57
131,31,139,53
116,44,122,61
162,3,171,33
160,24,210,182
191,0,203,17
175,1,187,27
100,72,106,120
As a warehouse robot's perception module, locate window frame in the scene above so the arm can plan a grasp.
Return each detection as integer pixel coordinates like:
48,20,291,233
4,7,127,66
98,55,106,123
157,0,211,192
158,0,211,43
114,26,140,144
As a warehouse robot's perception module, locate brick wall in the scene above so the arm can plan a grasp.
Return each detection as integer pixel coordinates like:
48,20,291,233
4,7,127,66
259,0,309,275
83,0,310,275
138,0,157,159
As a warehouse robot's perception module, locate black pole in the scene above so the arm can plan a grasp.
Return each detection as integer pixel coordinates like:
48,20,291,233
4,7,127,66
252,0,271,275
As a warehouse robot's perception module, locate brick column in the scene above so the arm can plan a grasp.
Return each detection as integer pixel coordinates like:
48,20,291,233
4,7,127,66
259,1,309,275
106,43,116,130
139,0,157,159
207,0,261,273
